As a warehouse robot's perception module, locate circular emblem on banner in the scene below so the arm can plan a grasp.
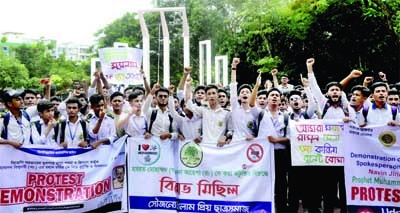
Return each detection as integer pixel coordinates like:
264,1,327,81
180,142,203,168
136,140,160,166
378,131,396,147
246,144,264,163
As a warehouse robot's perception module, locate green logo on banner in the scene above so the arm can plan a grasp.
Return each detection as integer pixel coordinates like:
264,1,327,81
180,142,203,168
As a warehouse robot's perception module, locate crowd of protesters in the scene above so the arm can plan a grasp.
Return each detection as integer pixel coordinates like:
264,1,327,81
0,57,399,213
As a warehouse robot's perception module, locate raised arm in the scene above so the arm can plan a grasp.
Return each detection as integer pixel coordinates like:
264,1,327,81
250,73,262,108
178,67,191,91
271,69,279,88
141,69,151,98
340,69,362,89
306,58,326,105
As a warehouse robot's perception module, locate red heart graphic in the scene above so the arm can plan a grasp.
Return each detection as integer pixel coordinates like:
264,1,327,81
142,144,150,151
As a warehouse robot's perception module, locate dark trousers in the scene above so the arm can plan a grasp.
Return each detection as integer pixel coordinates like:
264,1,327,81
320,166,346,212
274,149,290,213
299,166,323,212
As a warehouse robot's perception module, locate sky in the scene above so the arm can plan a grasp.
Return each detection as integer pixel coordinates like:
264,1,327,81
0,0,153,45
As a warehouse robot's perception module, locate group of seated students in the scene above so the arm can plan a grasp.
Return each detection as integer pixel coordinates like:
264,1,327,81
0,58,399,213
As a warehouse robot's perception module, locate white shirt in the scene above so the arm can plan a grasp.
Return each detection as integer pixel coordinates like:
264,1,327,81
230,82,257,140
123,113,147,137
31,119,57,146
88,115,117,145
0,111,31,144
356,102,400,125
186,101,232,144
56,119,87,148
143,95,178,139
168,96,201,140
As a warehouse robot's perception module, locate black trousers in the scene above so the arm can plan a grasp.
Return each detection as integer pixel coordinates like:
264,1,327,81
319,166,347,212
274,149,290,213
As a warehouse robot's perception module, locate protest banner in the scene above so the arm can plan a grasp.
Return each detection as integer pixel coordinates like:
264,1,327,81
344,124,400,212
289,119,344,166
98,47,143,86
127,137,274,213
0,137,126,212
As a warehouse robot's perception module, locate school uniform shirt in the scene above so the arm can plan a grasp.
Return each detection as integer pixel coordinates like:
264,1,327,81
88,115,117,145
123,113,147,137
56,118,88,148
186,101,232,143
0,111,31,144
168,96,202,140
31,119,57,146
356,102,400,125
229,82,257,140
143,94,178,140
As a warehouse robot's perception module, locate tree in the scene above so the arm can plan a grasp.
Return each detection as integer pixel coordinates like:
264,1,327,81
0,52,29,89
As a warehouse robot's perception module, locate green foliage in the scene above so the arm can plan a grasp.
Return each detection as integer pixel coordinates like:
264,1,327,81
254,56,282,73
0,52,29,89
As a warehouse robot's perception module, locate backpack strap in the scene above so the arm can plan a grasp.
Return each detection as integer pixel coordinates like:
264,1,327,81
362,105,369,122
391,106,397,121
1,112,11,139
283,112,289,137
60,120,67,143
255,110,265,137
80,120,89,143
148,109,158,134
34,120,42,135
168,114,173,133
321,101,330,119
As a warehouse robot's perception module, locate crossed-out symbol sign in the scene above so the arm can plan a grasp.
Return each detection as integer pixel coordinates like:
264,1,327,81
246,144,264,163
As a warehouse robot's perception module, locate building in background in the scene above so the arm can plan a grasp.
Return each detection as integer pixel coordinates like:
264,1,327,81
0,32,92,61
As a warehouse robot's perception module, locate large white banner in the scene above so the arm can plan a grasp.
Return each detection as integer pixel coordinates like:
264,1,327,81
98,47,143,86
344,124,400,212
289,119,345,166
0,136,126,213
127,137,274,213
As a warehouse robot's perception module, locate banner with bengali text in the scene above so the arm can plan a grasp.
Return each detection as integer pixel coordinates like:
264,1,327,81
344,124,400,212
289,119,345,166
0,136,126,213
98,47,143,85
127,137,274,213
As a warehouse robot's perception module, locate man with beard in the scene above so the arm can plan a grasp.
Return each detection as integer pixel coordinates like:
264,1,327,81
307,58,355,213
142,84,178,141
356,82,400,126
229,58,258,141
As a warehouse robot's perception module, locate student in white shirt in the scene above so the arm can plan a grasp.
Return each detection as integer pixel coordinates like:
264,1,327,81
167,84,202,142
31,100,58,146
0,90,32,148
56,97,89,148
229,57,258,140
87,94,117,149
118,91,151,138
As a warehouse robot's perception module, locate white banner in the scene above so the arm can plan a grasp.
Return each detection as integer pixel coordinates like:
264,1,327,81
0,136,126,213
98,47,143,86
289,119,344,166
344,124,400,212
127,137,274,213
